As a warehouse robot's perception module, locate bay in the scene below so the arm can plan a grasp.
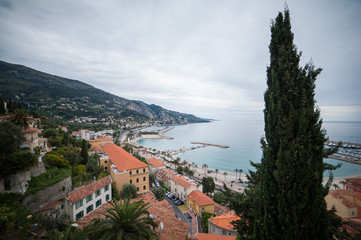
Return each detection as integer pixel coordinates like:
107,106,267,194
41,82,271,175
137,119,361,177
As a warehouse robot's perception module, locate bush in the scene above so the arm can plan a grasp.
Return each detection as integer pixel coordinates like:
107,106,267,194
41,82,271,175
44,153,69,168
119,183,137,199
152,187,166,200
202,212,213,233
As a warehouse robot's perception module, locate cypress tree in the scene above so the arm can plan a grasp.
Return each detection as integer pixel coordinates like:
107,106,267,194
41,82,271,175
80,139,89,165
253,9,329,239
0,98,5,114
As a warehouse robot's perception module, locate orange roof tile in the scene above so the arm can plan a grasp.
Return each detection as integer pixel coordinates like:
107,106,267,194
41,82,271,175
147,158,165,168
188,190,214,206
35,199,65,213
194,233,236,240
90,137,113,143
101,143,148,171
67,176,112,203
330,189,361,204
172,175,196,189
210,213,240,231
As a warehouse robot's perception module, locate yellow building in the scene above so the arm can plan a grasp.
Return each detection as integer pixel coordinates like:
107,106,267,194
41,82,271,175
101,143,149,194
187,189,215,215
325,189,361,219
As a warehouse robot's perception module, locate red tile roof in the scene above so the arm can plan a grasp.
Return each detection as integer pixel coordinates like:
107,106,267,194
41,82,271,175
345,177,361,185
101,143,148,171
67,176,112,203
210,213,240,231
147,158,165,168
172,175,196,189
194,233,236,240
90,137,113,144
35,199,65,213
330,189,361,205
188,190,214,206
21,127,39,133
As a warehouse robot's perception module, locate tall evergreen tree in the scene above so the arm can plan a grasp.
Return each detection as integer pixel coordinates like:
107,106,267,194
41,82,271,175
252,9,332,239
80,139,89,165
0,98,5,114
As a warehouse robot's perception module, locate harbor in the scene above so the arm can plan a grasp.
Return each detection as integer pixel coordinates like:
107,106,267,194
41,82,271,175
326,141,361,165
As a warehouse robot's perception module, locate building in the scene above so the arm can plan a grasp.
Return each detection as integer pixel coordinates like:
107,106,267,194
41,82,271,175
193,233,236,240
208,213,240,237
72,129,91,140
187,190,215,215
66,176,112,222
20,127,48,153
325,189,361,219
89,137,113,148
156,168,175,189
171,175,197,201
147,158,166,172
345,177,361,192
101,143,149,194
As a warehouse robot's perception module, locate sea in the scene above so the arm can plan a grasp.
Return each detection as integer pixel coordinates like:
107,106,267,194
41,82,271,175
137,119,361,178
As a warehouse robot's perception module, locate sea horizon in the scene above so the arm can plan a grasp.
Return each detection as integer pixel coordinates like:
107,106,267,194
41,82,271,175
137,119,361,178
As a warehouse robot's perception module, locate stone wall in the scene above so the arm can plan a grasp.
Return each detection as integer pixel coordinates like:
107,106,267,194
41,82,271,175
0,161,46,194
24,176,72,211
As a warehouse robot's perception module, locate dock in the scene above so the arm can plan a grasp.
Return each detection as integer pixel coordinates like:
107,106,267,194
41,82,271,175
191,142,229,148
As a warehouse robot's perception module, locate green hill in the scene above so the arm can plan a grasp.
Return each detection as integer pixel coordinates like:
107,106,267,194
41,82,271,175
0,60,206,124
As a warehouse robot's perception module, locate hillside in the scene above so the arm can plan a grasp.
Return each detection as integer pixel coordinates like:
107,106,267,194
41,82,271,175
0,60,206,124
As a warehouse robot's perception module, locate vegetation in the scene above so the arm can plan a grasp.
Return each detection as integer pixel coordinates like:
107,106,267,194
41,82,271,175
233,8,346,239
149,172,156,183
152,187,167,200
202,212,213,233
24,167,71,197
202,177,215,196
119,183,138,199
87,198,158,240
111,182,119,201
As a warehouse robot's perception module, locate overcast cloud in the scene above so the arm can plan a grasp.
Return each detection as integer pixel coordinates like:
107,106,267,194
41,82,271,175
0,0,360,121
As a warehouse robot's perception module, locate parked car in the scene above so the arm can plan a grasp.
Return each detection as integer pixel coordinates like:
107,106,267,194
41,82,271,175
168,194,174,199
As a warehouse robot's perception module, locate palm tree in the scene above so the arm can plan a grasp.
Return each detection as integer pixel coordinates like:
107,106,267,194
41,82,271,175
234,169,238,181
339,180,346,189
11,109,32,129
202,164,208,176
173,158,180,169
223,172,228,182
88,198,158,240
215,169,219,180
238,169,243,181
333,184,339,190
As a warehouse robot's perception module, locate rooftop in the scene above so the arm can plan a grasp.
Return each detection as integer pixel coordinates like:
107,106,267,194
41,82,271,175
210,213,240,231
67,176,112,204
330,189,361,203
89,137,113,143
188,190,214,206
172,175,196,189
193,233,236,240
101,143,148,171
147,158,165,168
345,177,361,185
35,199,65,213
21,127,39,133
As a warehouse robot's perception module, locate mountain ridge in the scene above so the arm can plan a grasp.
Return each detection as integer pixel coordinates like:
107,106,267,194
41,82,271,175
0,60,207,124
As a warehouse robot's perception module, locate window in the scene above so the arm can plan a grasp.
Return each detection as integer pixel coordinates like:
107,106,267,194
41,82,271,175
202,207,205,212
75,199,83,210
76,211,84,220
222,229,226,235
61,204,64,209
86,194,93,203
137,187,139,192
86,205,93,214
105,160,107,163
96,199,102,208
130,171,132,175
136,178,139,183
136,169,139,174
104,185,109,192
130,180,132,184
106,194,110,201
95,189,101,197
143,177,146,181
105,167,107,170
143,168,145,172
143,185,146,190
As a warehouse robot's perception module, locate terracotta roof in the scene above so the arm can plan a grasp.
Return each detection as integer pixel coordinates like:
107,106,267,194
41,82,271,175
330,189,361,205
329,191,357,208
158,168,175,177
172,175,196,189
188,190,214,206
67,176,112,203
101,143,148,171
345,177,361,185
214,203,231,216
210,213,240,231
21,127,39,133
90,146,102,154
147,158,165,168
35,199,65,213
194,233,236,240
77,192,190,240
90,137,113,143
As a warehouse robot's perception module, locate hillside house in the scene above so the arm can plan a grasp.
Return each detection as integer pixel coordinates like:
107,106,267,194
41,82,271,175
187,190,215,215
208,213,240,237
171,175,197,201
346,177,361,193
156,168,175,188
101,143,150,194
325,189,361,219
147,158,166,172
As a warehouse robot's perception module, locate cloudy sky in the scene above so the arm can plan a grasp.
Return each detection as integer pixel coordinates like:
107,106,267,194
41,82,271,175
0,0,360,121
